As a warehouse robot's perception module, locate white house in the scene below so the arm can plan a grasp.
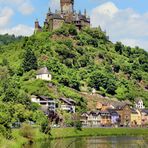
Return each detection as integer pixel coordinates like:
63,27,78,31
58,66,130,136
59,98,76,113
135,98,145,109
81,111,101,127
36,67,52,81
31,95,56,113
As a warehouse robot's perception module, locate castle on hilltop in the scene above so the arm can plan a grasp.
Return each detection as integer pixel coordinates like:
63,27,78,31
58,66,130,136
35,0,90,33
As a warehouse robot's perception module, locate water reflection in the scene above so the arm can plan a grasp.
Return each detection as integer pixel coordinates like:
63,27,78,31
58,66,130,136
24,136,148,148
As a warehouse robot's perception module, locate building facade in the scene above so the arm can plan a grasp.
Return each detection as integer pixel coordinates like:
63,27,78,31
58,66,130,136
31,95,56,114
131,109,141,127
35,0,90,33
107,109,120,126
116,104,131,126
141,109,148,126
100,111,111,126
80,111,101,127
135,98,145,109
36,67,52,81
59,98,76,113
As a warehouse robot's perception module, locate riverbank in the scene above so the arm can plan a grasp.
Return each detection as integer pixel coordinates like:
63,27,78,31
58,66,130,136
0,128,47,148
50,127,148,139
1,127,148,147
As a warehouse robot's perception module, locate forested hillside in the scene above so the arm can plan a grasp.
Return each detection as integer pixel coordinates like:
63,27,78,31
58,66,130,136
1,24,147,102
0,34,22,45
0,24,148,138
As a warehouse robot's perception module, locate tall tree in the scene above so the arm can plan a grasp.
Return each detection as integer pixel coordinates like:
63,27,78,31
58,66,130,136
22,48,38,72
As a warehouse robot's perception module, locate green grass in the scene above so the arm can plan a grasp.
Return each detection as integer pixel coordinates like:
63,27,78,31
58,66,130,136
51,128,148,139
1,127,148,147
0,134,27,148
0,128,47,148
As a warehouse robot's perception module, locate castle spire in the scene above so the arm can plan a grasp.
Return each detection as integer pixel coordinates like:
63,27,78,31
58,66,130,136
35,19,39,28
34,19,42,33
84,9,87,17
48,7,51,14
55,9,58,14
79,10,81,15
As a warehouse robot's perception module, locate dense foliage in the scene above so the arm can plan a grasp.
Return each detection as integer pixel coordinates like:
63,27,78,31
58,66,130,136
0,34,22,45
0,24,148,138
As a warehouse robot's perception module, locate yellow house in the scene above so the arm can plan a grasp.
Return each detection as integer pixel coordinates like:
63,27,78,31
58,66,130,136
131,109,141,127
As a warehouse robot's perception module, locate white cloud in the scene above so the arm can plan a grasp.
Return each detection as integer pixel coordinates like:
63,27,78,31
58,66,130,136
0,6,33,36
120,38,148,50
18,2,34,15
93,2,118,18
91,2,148,50
0,0,25,4
0,0,34,36
0,24,34,36
0,7,14,27
0,0,34,15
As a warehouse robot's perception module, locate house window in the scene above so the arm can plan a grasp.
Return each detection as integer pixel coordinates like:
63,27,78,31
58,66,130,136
40,102,47,105
125,116,129,120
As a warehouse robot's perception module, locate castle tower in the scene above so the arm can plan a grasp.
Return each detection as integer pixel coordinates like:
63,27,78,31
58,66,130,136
60,0,74,13
34,19,42,33
35,19,39,29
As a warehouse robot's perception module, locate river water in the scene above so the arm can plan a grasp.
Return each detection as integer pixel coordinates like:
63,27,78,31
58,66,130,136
25,136,148,148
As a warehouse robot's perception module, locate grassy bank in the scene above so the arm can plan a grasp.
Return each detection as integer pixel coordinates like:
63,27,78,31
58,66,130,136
51,128,148,139
0,128,47,148
1,128,148,147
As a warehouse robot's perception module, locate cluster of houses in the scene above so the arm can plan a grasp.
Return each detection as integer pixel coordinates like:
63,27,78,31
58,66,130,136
34,67,148,127
31,95,76,114
81,99,148,127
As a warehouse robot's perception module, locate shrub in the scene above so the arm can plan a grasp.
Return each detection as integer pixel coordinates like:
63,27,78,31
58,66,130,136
0,125,11,139
20,123,35,140
41,122,51,136
75,121,82,131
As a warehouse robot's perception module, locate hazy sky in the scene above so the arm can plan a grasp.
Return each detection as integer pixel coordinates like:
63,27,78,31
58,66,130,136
0,0,148,50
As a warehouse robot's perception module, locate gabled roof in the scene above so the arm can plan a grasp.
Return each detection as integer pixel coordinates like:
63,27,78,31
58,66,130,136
81,112,89,117
135,98,143,103
73,14,90,23
78,14,88,21
37,95,54,101
82,110,101,116
141,109,148,114
38,95,49,101
107,109,119,116
89,110,100,116
59,98,76,105
131,109,138,114
112,102,131,110
68,98,76,104
37,67,50,75
51,13,64,20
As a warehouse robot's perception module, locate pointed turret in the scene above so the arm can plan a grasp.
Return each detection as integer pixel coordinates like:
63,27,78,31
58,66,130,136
84,9,87,17
79,10,81,15
35,19,39,29
34,19,42,33
48,7,51,13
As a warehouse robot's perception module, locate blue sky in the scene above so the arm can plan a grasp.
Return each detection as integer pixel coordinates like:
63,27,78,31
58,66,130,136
0,0,148,50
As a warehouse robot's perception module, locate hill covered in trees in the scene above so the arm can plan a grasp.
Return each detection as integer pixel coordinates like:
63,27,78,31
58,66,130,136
0,34,23,45
0,24,148,139
1,24,147,102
